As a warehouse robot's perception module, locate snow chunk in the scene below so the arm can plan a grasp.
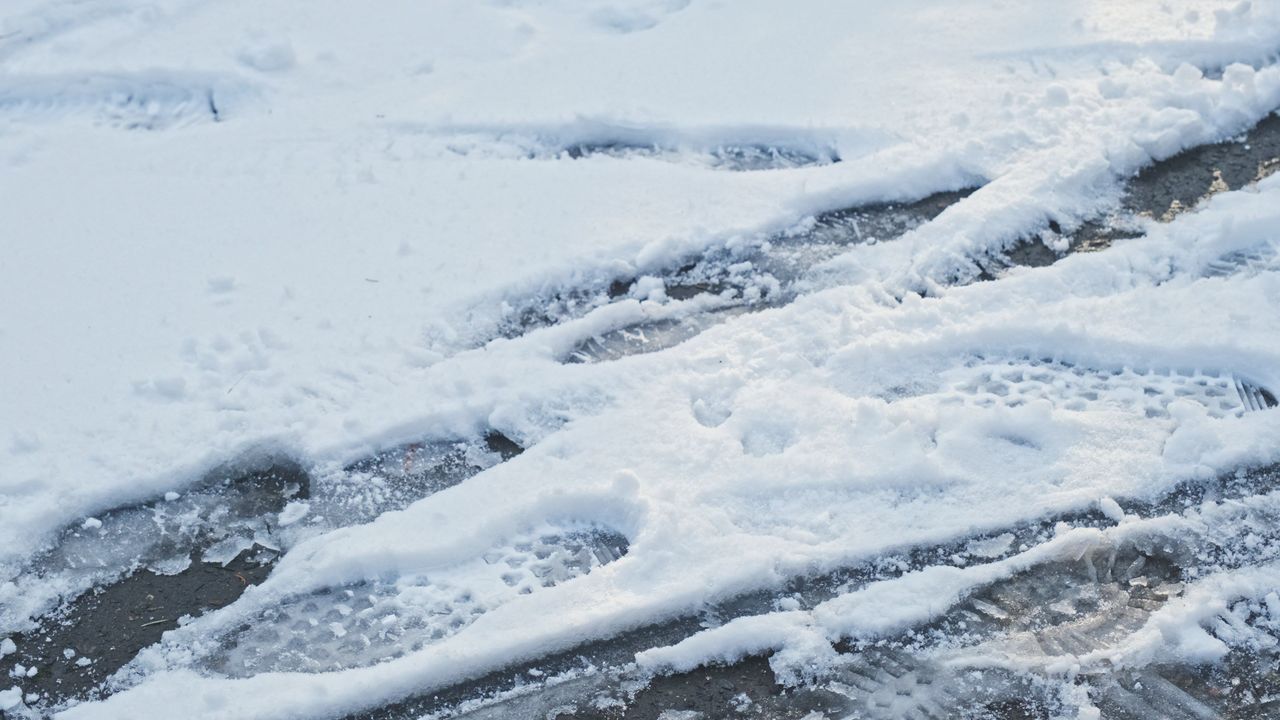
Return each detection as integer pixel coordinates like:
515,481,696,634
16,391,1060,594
1099,497,1126,524
632,276,667,302
0,686,22,711
966,533,1016,559
277,501,310,527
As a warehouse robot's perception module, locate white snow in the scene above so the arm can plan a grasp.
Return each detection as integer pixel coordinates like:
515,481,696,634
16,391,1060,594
275,501,310,527
1,0,1279,718
1098,496,1127,523
0,686,22,711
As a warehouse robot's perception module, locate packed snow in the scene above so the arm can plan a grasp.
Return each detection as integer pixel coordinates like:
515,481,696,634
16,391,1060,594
3,0,1280,718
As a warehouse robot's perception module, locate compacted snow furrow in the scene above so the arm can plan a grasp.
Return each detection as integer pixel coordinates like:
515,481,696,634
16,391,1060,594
1098,670,1224,720
477,186,976,353
248,115,1280,718
209,524,628,677
9,113,1280,719
823,544,1186,719
760,476,1280,720
352,462,1280,720
2,433,520,708
542,112,1280,367
318,432,524,528
914,355,1276,419
1202,246,1280,279
418,121,845,171
560,141,840,171
565,188,976,364
2,460,307,707
0,72,249,128
1000,112,1280,270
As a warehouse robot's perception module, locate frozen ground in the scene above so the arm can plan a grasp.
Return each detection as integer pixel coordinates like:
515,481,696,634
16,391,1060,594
5,1,1280,718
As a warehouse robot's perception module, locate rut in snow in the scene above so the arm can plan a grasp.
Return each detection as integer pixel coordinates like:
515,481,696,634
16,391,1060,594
8,112,1280,716
370,463,1280,720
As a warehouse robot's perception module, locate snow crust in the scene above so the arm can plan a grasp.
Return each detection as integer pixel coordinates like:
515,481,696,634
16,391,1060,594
2,0,1280,717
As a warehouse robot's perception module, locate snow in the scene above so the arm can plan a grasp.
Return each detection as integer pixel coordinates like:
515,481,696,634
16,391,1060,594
1098,496,1127,523
642,487,1280,679
275,501,310,527
0,686,23,712
1,0,1280,718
